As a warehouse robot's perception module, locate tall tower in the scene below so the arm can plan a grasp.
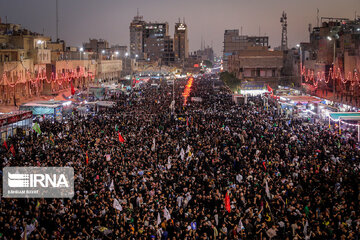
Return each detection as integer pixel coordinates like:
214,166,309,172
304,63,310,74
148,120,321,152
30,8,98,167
129,10,146,59
280,11,288,50
174,18,189,62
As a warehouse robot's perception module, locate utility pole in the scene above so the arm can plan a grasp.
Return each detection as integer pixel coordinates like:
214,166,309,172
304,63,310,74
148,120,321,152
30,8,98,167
56,0,59,42
332,39,336,101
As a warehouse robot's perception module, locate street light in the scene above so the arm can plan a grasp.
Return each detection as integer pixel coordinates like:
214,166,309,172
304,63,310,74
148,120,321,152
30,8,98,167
80,47,83,60
296,44,302,86
125,52,129,57
327,36,336,100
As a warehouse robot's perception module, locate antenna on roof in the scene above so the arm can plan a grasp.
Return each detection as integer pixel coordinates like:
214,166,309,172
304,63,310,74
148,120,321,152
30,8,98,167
137,8,140,17
317,8,319,27
56,0,59,42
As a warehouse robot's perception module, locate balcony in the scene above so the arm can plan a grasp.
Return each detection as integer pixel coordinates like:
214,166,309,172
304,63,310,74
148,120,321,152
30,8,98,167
32,49,51,64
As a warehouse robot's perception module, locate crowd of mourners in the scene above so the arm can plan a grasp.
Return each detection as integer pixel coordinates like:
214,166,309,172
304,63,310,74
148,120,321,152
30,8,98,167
1,76,359,240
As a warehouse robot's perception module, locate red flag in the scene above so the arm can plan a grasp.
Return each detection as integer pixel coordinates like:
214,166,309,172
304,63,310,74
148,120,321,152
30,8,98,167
10,144,15,157
86,152,89,165
267,84,273,92
262,161,266,171
3,140,8,150
71,82,75,95
225,191,231,213
118,132,125,143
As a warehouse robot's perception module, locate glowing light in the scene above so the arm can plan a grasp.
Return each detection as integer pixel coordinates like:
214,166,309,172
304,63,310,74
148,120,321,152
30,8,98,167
182,77,194,106
1,66,95,88
301,64,359,88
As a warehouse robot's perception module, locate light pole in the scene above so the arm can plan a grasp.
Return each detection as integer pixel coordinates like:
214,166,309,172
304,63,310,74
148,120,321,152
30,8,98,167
125,52,129,76
327,36,336,101
296,44,302,88
80,47,83,61
101,50,105,82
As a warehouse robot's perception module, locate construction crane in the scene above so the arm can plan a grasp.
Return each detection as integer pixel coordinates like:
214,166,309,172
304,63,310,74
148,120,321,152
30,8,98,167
280,11,288,51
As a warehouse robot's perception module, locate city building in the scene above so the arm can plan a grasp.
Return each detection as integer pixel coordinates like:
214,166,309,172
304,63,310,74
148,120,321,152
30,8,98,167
0,19,127,106
83,38,109,53
129,13,146,59
195,46,214,63
143,22,169,61
110,45,128,58
174,20,189,62
163,36,175,66
0,19,51,105
300,17,360,104
223,29,269,70
129,14,189,68
227,46,283,87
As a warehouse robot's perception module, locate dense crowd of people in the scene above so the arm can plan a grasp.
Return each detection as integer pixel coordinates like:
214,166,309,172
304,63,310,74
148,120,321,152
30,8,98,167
1,76,359,240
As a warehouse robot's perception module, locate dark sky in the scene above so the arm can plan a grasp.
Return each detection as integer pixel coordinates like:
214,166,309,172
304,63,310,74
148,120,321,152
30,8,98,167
1,0,359,55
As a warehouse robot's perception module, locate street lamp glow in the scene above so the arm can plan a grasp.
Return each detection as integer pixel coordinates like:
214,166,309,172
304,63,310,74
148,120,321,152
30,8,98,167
101,50,105,54
135,54,139,58
79,47,84,52
115,51,119,55
125,52,129,57
296,44,300,48
327,36,332,41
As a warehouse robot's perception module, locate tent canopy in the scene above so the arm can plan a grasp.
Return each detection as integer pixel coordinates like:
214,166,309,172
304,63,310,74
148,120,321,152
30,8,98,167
329,112,360,121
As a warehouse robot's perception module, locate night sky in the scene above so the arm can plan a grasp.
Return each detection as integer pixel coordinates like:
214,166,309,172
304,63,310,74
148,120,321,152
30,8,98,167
1,0,359,55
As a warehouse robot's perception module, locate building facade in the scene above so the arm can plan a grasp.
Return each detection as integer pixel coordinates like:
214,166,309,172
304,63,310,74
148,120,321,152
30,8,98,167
174,21,189,62
143,22,169,61
223,29,269,70
163,36,175,66
0,19,51,105
83,39,109,53
228,46,283,87
0,19,126,107
129,14,146,59
300,17,360,104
